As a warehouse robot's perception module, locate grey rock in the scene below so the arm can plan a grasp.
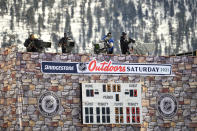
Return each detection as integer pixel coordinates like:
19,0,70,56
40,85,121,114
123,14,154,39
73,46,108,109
33,128,41,131
142,107,148,113
40,126,48,131
33,90,41,96
36,121,44,125
30,115,38,121
118,56,125,61
23,98,28,104
149,122,157,126
154,127,162,131
177,122,184,126
64,121,72,125
99,126,106,131
69,126,76,131
69,90,76,96
72,108,79,116
62,92,69,96
183,109,190,117
146,128,154,131
9,91,15,95
56,127,62,131
192,93,197,99
180,92,187,97
36,85,44,89
191,100,197,107
62,128,69,131
144,116,151,122
157,118,163,124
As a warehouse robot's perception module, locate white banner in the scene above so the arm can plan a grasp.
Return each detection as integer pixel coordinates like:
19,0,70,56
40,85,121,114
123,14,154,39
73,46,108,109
77,59,172,76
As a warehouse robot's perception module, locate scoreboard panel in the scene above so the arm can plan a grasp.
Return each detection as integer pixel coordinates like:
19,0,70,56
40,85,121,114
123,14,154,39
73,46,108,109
82,83,142,124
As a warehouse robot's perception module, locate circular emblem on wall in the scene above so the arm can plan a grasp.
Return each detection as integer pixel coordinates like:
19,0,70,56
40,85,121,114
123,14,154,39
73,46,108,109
78,63,87,71
38,91,61,117
157,94,178,118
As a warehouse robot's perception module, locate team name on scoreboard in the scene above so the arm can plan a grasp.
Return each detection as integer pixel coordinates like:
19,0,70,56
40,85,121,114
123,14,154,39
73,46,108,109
82,83,142,124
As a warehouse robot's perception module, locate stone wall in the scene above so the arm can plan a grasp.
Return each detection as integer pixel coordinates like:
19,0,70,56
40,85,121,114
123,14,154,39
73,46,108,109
0,46,197,131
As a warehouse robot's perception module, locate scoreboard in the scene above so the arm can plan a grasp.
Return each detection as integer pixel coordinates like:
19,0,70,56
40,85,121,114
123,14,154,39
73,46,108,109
82,83,142,124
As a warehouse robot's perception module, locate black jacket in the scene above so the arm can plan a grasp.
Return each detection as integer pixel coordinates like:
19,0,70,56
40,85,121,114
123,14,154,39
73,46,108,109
120,36,135,54
120,36,135,48
24,38,38,52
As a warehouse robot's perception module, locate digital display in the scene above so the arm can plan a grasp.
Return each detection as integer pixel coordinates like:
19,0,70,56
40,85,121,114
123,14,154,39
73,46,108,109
82,83,142,124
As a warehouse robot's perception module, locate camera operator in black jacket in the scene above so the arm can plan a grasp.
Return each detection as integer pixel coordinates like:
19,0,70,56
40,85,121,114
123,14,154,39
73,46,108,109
120,32,135,54
24,34,51,52
58,33,75,53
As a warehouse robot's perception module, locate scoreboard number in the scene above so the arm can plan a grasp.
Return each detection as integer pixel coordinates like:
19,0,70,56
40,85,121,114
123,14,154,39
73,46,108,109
82,83,142,124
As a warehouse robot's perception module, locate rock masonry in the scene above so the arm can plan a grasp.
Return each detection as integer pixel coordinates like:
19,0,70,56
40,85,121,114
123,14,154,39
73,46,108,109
0,46,197,131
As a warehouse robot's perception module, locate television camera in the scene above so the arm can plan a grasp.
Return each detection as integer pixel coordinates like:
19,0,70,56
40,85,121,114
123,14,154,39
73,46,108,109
27,39,51,52
93,41,110,54
67,37,75,47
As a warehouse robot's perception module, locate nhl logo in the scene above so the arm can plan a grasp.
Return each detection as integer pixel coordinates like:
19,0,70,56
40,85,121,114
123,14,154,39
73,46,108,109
157,94,178,118
78,63,87,71
38,91,61,117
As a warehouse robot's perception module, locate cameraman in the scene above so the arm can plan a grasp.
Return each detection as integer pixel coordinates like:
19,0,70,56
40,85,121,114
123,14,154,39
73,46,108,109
24,34,40,52
58,33,75,53
24,34,51,52
120,32,135,54
101,32,114,54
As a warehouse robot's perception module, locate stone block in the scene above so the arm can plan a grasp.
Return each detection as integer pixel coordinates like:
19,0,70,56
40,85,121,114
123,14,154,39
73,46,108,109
169,87,174,93
58,86,64,91
184,99,191,105
24,127,32,131
194,57,197,64
22,54,31,61
22,121,29,127
143,87,147,92
17,97,22,103
178,63,185,70
142,100,149,106
143,122,148,128
28,98,37,105
191,100,197,107
59,121,64,127
118,56,125,61
185,64,192,70
161,88,169,93
0,99,4,104
51,122,58,127
183,109,190,117
189,123,197,128
3,86,11,92
170,122,176,127
191,117,197,122
27,105,36,113
50,86,59,92
51,80,59,84
138,57,146,63
140,128,147,131
22,79,32,83
53,116,61,120
29,120,35,127
73,98,80,104
36,121,44,125
189,82,197,87
72,108,79,116
81,56,89,62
